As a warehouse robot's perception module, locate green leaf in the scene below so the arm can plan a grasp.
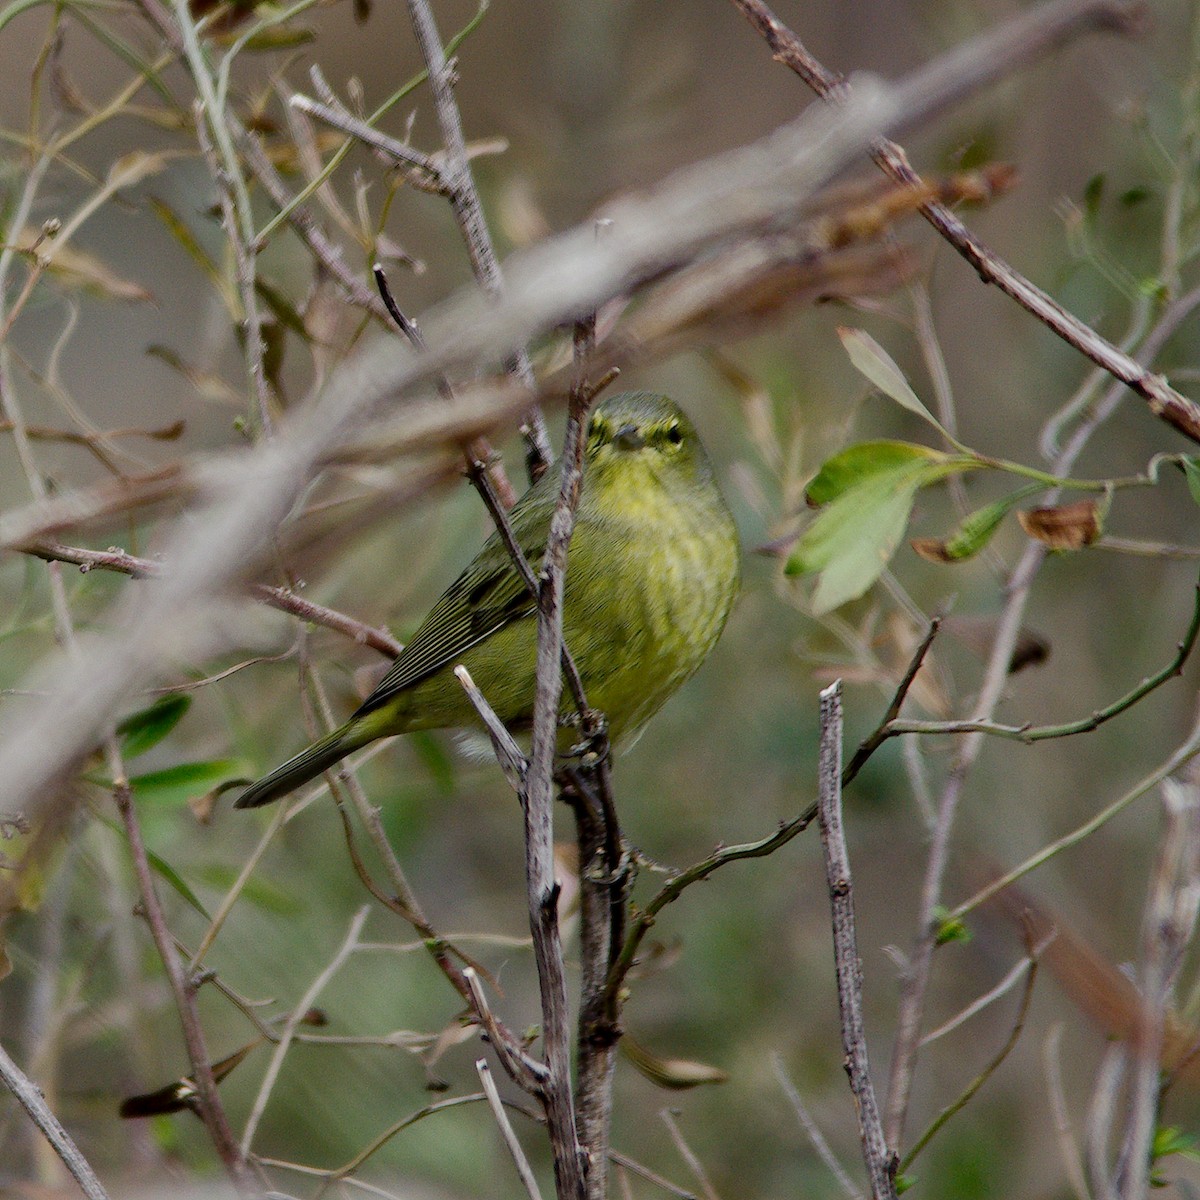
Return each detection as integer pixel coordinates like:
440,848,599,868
1153,1125,1199,1162
911,486,1041,563
255,278,309,338
148,197,240,316
130,760,251,808
1120,185,1151,208
837,327,944,433
895,1173,917,1195
117,695,191,759
146,846,211,920
1181,457,1200,507
94,814,210,919
790,445,973,613
805,440,945,506
932,906,972,946
1083,173,1105,221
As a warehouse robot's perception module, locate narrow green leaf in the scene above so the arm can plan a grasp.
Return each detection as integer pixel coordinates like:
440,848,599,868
145,846,211,920
255,278,309,338
912,486,1041,563
837,327,944,432
117,695,191,759
148,198,240,316
94,814,210,919
130,759,250,807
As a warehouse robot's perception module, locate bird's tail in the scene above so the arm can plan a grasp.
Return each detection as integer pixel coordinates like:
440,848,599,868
235,722,372,809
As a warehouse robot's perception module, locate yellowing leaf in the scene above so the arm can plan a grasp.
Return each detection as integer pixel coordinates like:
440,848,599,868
837,326,944,432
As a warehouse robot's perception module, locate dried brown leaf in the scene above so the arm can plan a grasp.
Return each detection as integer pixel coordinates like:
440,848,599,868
1017,499,1101,550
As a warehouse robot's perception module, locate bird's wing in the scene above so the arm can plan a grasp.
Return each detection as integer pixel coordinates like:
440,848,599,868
353,497,550,716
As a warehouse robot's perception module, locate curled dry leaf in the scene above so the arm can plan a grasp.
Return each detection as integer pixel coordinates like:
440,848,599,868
1017,499,1102,550
622,1035,728,1090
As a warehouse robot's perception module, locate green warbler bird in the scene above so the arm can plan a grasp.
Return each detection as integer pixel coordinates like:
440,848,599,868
235,391,740,809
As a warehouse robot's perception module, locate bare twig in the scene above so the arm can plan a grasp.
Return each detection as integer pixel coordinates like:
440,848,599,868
660,1110,720,1200
771,1052,861,1200
948,713,1200,925
900,933,1041,1172
919,932,1053,1047
241,906,370,1153
292,93,447,187
463,967,548,1095
0,1039,111,1200
477,1058,545,1200
1042,1026,1092,1200
454,666,529,793
23,540,403,658
403,0,552,478
115,781,254,1189
842,615,941,785
604,814,814,1011
520,346,593,1199
1117,780,1200,1198
852,582,1200,757
817,681,897,1200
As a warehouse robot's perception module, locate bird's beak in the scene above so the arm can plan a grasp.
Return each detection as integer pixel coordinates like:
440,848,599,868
613,423,645,451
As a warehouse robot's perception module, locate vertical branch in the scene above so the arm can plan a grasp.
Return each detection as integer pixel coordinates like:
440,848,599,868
1118,779,1200,1198
171,0,272,435
520,338,595,1198
818,681,897,1200
565,314,622,1200
403,0,553,479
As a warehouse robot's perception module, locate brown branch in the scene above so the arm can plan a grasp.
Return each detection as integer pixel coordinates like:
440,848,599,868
22,540,403,658
115,781,256,1192
520,349,593,1200
730,0,1200,446
817,681,897,1200
403,0,552,479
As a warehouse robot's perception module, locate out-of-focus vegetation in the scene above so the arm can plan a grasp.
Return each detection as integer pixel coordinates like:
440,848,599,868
3,1,1200,1198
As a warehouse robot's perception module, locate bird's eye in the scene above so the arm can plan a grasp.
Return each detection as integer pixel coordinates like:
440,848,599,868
665,422,683,446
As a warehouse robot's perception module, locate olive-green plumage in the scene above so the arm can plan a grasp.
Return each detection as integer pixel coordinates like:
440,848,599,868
235,392,740,809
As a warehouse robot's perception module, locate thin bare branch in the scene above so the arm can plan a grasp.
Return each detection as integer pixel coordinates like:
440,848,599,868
817,681,897,1200
477,1058,545,1200
0,1039,111,1200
